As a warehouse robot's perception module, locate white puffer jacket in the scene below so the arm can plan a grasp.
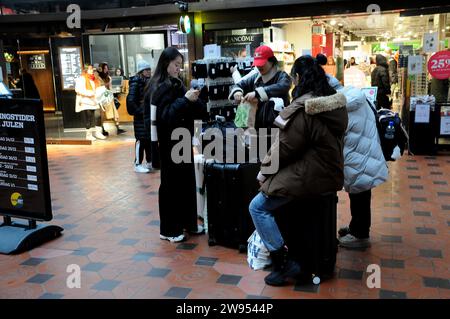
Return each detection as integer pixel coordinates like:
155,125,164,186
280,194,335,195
339,85,389,193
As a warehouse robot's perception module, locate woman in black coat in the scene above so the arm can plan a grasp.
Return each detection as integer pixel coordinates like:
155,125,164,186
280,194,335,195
144,47,207,243
371,54,391,109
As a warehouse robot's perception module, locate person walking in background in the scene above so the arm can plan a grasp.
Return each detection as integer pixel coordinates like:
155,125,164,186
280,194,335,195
127,60,153,173
75,64,101,141
248,55,348,286
327,76,389,248
144,47,208,243
17,69,40,99
371,54,391,109
322,55,337,77
115,67,128,80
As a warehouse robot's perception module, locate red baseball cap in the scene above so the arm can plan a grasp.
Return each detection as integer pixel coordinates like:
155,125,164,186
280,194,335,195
253,45,275,67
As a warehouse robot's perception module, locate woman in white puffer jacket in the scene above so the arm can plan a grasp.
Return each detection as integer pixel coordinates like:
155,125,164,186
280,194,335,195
328,75,388,248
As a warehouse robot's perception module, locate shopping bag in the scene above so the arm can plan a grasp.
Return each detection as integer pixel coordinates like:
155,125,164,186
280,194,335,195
234,101,257,128
247,230,271,270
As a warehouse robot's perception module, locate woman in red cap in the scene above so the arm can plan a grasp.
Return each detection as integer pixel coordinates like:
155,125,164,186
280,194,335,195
229,45,292,130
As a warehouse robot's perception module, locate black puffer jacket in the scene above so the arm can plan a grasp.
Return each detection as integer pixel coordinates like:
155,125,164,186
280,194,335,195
371,55,391,108
127,74,149,139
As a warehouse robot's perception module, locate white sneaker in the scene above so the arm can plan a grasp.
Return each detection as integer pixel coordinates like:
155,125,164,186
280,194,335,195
86,131,96,141
95,127,107,140
134,164,150,173
144,163,154,171
188,224,205,235
338,234,370,248
159,234,186,243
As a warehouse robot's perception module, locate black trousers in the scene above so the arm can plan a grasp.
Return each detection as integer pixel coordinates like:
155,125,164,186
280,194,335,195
348,189,372,239
135,138,151,165
80,110,96,129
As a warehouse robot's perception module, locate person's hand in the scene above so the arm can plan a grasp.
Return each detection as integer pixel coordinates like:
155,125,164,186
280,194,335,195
244,91,258,104
234,92,243,102
185,89,200,102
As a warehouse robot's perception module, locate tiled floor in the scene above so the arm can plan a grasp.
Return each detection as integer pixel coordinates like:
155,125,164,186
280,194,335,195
0,132,449,299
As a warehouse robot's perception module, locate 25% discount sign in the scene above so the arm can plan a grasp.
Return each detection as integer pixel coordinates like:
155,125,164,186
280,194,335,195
428,50,450,80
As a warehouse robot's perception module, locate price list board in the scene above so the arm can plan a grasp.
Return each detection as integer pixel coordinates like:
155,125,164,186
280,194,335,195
0,98,52,221
59,46,82,90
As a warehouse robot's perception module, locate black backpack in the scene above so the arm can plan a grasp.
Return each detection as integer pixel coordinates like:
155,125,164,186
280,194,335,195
367,100,408,161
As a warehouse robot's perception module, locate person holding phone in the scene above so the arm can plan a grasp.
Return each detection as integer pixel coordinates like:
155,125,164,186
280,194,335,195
144,47,208,243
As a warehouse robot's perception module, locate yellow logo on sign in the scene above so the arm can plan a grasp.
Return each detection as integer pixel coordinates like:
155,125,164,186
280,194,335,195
11,192,23,208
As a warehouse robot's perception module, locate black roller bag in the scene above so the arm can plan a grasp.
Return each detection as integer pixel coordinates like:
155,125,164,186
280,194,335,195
275,192,339,283
205,162,260,252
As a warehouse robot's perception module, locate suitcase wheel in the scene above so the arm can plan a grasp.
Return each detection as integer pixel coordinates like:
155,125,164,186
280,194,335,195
312,276,321,285
208,238,217,246
238,244,247,254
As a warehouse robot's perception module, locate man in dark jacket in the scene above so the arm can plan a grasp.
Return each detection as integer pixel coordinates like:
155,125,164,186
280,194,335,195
229,45,292,129
371,54,391,109
17,69,40,100
127,60,152,173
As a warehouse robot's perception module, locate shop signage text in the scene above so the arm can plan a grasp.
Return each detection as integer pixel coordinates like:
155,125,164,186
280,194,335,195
0,99,52,221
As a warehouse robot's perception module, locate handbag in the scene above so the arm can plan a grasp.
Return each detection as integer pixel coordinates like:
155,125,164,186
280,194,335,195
255,100,278,129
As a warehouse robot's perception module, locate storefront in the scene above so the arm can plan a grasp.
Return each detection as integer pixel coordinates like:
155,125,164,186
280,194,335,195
1,8,190,142
194,1,450,154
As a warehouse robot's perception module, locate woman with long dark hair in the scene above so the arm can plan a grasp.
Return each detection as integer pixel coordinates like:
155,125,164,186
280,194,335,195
144,47,207,243
248,55,348,286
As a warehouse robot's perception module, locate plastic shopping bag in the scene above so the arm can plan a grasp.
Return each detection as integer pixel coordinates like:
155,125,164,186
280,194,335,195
247,230,271,271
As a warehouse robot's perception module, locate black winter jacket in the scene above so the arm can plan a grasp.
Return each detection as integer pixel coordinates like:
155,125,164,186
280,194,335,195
229,68,292,128
371,55,391,98
144,77,207,151
127,75,149,139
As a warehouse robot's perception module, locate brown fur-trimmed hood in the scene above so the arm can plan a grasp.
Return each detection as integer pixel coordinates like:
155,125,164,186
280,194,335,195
305,92,347,115
275,92,348,136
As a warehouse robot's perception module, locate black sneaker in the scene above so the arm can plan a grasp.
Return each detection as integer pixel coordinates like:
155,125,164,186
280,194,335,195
117,128,126,134
338,226,350,237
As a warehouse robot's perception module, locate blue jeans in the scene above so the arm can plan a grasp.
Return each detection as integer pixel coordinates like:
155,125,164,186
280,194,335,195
249,192,292,252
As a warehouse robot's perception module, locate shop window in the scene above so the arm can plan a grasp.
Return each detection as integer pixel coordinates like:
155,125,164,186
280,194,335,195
204,28,264,58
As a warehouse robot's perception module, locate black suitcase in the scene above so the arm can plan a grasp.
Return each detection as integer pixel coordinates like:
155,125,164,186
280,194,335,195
276,192,338,284
205,162,260,252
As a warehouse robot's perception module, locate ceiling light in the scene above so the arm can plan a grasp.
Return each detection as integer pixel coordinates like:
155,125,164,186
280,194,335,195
429,30,433,33
330,20,337,26
420,14,424,18
446,26,450,30
338,23,343,27
442,29,446,32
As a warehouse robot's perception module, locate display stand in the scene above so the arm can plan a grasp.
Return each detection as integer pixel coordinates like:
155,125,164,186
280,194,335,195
408,96,439,155
0,98,63,254
0,216,63,254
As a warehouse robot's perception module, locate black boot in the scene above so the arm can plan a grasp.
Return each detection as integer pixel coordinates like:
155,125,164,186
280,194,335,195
264,245,301,286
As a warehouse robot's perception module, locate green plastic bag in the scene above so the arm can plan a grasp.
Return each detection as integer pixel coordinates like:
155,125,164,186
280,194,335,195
234,102,253,128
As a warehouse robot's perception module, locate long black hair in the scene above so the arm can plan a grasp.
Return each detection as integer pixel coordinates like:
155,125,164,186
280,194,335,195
144,47,184,101
150,47,184,86
291,54,336,99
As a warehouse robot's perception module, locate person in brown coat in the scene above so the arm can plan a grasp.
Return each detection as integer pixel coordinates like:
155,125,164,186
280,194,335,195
249,55,348,286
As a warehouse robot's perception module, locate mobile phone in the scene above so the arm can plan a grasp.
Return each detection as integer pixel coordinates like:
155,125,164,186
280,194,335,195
190,79,205,90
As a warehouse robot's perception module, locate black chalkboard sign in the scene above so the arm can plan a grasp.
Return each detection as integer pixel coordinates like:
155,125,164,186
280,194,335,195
0,98,52,221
